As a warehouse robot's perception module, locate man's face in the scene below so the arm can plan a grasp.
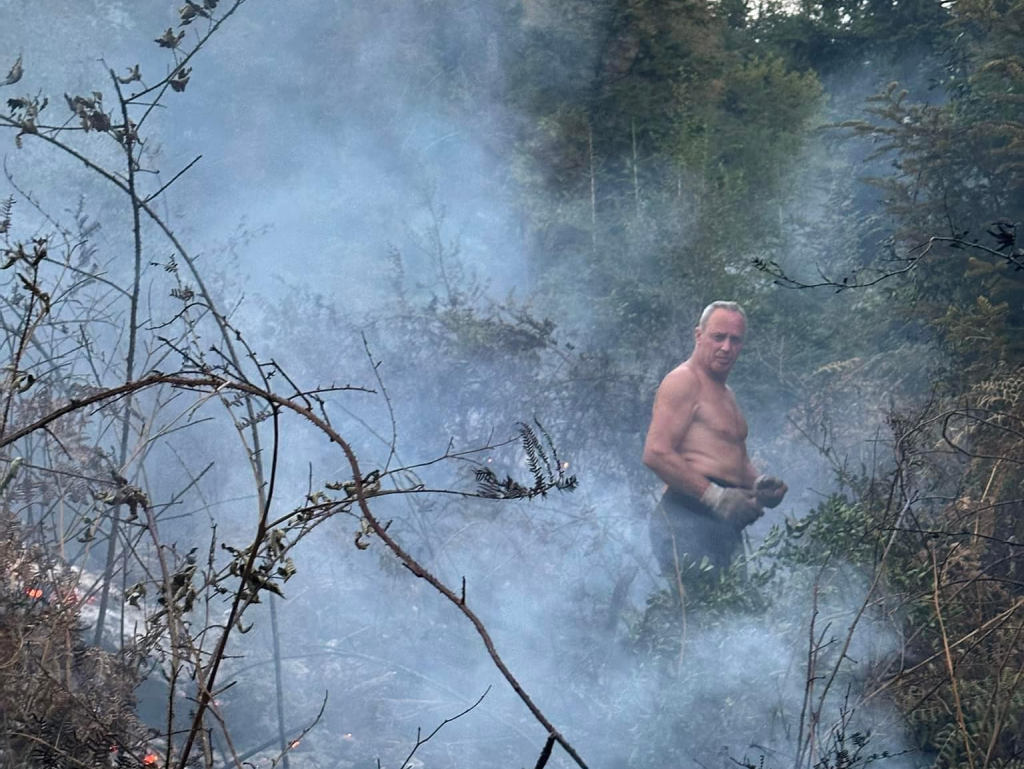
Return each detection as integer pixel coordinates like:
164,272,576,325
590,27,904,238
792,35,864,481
694,309,746,379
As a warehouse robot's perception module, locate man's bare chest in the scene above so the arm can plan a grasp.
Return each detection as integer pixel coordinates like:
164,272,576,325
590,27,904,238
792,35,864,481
693,392,748,442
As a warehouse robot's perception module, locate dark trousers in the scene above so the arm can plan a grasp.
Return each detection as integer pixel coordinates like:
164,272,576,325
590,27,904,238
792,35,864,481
649,488,743,575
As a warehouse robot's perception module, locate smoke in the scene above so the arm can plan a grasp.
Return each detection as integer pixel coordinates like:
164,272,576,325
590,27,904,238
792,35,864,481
0,1,938,768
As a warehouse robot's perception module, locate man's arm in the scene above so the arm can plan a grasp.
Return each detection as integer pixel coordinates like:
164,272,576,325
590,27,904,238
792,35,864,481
642,366,712,500
739,443,789,509
742,450,788,508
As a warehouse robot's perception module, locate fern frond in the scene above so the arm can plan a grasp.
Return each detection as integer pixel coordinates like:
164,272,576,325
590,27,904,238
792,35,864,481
475,466,532,499
0,195,13,236
518,421,552,492
475,422,577,499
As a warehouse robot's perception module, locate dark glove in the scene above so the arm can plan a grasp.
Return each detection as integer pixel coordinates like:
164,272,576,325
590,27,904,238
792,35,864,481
754,475,787,509
701,483,763,528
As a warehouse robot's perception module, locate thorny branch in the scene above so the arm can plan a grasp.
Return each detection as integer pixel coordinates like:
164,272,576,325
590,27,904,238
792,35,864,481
0,370,589,769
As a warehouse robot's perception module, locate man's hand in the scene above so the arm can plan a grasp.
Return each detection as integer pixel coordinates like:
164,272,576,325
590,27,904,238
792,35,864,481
701,483,763,527
754,475,787,509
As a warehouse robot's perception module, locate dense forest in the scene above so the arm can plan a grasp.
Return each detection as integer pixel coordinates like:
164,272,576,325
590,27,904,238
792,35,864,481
0,0,1022,767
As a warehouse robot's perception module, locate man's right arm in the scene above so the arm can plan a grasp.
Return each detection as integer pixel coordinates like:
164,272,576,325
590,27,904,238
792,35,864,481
642,367,711,501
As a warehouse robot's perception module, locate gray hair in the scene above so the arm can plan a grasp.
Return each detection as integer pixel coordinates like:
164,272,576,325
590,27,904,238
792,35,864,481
698,300,746,329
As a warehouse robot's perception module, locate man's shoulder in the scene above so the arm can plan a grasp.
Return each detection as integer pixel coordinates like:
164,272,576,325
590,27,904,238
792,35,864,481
660,362,701,396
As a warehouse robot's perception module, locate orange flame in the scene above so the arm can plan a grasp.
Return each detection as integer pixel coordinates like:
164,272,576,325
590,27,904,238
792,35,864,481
25,587,43,599
143,753,159,766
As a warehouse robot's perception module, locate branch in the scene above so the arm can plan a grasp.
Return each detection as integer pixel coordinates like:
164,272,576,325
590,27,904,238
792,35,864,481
0,371,587,769
395,687,490,769
754,235,1024,292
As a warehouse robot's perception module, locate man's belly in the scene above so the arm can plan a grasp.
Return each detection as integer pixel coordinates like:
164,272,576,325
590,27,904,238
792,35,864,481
683,451,750,488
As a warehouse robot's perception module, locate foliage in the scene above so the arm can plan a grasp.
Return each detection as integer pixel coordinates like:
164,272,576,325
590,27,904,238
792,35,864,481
0,515,151,769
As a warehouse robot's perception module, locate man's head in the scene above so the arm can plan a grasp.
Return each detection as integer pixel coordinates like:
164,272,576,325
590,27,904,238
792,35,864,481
694,300,746,380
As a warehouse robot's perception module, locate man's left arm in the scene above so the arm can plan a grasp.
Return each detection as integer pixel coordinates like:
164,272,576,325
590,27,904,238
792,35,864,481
740,450,788,508
750,459,787,509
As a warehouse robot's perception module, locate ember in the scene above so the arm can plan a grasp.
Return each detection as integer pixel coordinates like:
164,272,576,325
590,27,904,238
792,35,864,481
25,587,43,599
143,753,159,765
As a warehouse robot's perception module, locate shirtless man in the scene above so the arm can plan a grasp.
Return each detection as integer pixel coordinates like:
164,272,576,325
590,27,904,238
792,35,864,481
642,301,787,575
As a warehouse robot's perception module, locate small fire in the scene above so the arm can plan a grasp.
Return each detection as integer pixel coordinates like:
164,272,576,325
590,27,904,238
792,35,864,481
288,739,301,749
143,753,159,766
25,587,43,600
52,588,81,607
